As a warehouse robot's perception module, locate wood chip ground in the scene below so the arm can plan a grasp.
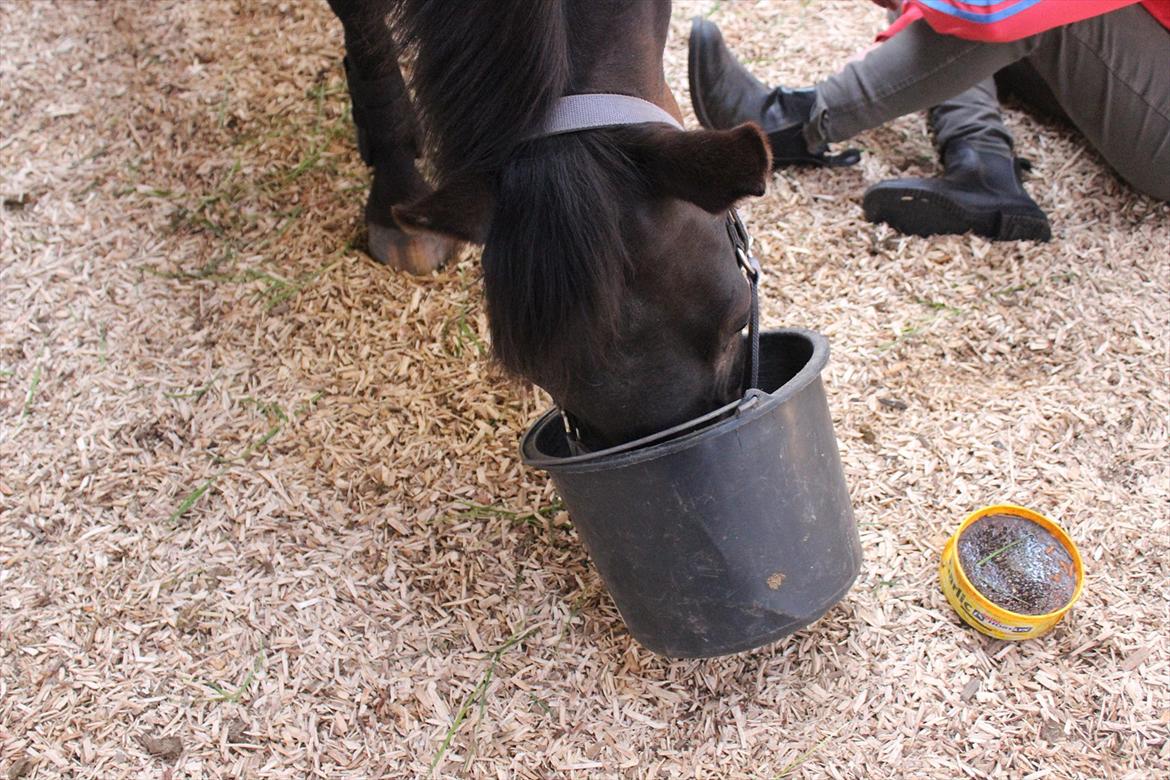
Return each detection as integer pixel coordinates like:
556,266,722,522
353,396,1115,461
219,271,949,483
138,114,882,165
2,1,1167,778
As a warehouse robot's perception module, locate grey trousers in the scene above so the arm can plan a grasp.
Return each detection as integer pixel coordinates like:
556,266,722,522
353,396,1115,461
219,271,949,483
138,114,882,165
807,4,1170,200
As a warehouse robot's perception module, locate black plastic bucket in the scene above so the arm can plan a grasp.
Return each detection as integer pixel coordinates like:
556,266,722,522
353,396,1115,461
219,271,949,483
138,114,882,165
521,328,862,657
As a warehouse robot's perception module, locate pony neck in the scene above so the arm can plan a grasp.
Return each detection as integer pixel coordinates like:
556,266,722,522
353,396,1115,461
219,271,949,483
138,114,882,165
564,0,682,123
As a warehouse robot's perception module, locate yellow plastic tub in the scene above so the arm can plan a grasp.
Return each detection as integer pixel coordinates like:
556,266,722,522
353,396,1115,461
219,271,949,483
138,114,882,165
940,504,1084,640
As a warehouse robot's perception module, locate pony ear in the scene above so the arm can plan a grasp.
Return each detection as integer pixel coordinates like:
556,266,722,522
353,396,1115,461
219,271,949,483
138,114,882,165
627,123,772,213
391,177,491,244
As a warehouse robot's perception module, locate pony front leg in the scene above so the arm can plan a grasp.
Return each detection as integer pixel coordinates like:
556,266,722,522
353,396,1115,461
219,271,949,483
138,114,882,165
328,0,460,273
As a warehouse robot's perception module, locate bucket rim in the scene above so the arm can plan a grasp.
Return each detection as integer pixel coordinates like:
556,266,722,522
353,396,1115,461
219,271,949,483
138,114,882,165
520,327,830,472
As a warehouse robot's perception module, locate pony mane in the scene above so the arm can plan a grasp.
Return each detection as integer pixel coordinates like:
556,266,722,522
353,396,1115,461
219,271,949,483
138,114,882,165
484,132,641,385
394,0,643,386
393,0,571,181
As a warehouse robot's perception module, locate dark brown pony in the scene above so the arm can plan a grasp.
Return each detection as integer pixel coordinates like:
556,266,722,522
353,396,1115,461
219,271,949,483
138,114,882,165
328,0,772,449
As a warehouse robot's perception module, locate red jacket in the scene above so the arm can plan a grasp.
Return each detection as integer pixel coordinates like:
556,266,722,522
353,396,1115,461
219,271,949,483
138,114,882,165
881,0,1170,43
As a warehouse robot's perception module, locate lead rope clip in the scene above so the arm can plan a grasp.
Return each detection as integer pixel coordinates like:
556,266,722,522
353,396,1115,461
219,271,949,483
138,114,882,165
728,210,762,391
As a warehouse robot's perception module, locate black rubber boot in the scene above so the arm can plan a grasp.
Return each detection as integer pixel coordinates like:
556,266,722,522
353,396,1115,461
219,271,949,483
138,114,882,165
862,141,1051,241
688,17,859,169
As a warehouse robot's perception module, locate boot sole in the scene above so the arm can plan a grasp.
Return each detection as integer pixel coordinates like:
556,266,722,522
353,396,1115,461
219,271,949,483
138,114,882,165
863,186,1051,242
688,17,716,130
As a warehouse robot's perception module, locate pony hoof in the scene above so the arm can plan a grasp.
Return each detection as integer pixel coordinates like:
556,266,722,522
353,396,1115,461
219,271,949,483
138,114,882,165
368,222,461,274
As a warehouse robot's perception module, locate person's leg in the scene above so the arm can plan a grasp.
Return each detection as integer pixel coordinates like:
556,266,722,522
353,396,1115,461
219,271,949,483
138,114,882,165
810,8,1169,200
690,9,1169,200
862,80,1051,240
858,53,1050,240
995,61,1069,125
1022,4,1170,200
927,79,1013,159
689,16,1035,168
691,15,1050,238
805,21,1038,149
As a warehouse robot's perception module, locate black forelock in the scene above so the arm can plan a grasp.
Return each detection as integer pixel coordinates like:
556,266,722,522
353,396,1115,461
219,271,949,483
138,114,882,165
483,132,644,388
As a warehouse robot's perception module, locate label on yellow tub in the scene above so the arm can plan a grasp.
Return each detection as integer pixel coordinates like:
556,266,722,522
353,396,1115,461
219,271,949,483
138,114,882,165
940,547,1036,638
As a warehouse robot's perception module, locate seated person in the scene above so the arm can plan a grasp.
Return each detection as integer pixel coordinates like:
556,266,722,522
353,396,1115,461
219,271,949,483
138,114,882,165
689,0,1170,241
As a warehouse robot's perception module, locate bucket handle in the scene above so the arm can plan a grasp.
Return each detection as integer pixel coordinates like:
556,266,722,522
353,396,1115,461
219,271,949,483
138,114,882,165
545,389,768,463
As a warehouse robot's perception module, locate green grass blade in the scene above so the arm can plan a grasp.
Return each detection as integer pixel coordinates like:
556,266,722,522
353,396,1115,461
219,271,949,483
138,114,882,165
430,627,536,775
168,476,219,524
20,365,42,419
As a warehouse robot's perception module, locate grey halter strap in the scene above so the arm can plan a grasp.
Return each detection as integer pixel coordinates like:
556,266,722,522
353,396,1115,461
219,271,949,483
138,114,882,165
537,93,683,138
